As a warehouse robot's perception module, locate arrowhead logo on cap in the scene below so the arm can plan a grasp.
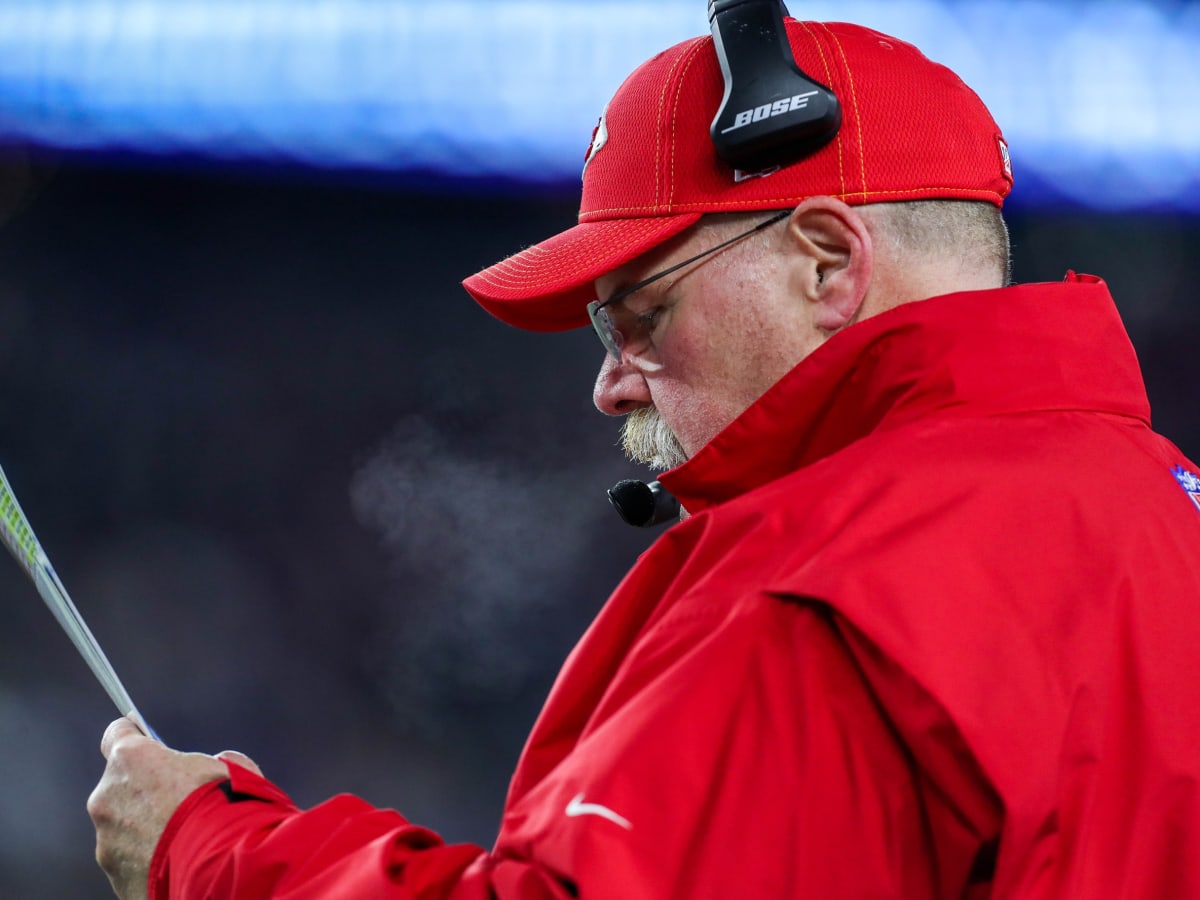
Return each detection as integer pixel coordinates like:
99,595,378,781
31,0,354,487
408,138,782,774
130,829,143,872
999,138,1012,179
582,107,609,180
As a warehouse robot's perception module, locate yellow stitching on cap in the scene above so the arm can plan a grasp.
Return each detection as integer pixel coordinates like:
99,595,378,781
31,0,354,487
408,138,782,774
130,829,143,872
581,186,1003,217
799,21,845,198
823,25,867,198
654,41,699,210
825,28,864,196
667,40,708,211
474,220,700,283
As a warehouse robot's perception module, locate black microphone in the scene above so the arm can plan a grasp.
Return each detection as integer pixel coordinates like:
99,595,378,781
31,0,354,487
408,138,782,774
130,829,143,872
607,479,682,528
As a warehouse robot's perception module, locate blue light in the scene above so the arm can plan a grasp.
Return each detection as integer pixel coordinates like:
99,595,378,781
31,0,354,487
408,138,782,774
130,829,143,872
0,0,1196,210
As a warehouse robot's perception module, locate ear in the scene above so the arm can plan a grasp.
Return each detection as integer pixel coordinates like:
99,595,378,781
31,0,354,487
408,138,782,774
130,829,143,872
781,196,873,333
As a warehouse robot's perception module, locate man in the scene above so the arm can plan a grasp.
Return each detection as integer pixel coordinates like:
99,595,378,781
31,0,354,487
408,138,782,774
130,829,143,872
90,15,1200,899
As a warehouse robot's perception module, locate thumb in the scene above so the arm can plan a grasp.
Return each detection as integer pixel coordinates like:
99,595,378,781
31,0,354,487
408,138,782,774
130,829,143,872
100,717,152,759
215,750,263,776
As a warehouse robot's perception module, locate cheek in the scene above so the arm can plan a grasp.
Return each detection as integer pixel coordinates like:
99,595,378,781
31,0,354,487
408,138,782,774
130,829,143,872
644,300,774,451
646,382,730,456
643,362,750,456
644,271,810,453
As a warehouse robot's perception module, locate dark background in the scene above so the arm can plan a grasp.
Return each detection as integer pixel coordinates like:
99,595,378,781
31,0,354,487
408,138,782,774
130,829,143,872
0,149,1196,897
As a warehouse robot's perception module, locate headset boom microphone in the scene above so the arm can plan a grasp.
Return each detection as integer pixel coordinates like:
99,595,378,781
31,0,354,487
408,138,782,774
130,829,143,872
607,479,682,528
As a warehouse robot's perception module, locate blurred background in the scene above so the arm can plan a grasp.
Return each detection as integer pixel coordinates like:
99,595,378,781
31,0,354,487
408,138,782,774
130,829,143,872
0,1,1196,895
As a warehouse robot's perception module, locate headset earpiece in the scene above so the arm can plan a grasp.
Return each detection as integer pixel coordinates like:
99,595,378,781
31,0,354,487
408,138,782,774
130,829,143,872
708,0,841,173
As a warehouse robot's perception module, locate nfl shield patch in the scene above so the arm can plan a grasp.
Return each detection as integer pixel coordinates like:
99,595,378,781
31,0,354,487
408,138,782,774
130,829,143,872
1172,466,1200,512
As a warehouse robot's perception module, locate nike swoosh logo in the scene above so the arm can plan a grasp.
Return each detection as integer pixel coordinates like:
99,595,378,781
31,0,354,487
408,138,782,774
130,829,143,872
565,793,633,830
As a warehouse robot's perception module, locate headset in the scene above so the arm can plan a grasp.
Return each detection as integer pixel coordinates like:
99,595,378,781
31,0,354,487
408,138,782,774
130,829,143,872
708,0,841,172
608,0,841,527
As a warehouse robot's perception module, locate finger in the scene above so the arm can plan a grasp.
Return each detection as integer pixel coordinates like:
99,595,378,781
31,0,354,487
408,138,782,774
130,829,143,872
216,750,262,776
100,717,148,759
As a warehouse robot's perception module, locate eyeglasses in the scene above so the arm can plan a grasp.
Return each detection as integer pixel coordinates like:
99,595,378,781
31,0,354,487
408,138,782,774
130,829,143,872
587,209,792,361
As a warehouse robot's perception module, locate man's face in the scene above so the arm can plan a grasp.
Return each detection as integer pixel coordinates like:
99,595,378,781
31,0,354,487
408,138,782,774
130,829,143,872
592,215,823,466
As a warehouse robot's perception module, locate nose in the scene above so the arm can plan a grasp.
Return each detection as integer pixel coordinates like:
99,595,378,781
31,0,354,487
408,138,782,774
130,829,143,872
593,352,652,416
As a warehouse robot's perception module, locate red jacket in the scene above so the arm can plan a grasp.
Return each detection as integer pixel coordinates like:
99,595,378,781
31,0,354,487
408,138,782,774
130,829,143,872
151,274,1200,898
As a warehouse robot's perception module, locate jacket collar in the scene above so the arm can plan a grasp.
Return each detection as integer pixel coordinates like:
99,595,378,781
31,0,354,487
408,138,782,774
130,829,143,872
660,274,1149,514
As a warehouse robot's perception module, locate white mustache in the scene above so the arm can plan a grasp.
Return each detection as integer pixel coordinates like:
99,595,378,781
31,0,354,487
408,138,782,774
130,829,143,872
620,408,687,471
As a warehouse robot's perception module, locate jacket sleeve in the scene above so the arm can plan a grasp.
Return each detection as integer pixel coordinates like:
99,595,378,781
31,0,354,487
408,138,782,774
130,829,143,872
151,597,997,898
150,762,574,900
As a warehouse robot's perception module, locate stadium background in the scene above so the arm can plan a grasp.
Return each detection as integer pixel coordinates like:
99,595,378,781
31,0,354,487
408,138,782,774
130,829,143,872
0,2,1197,895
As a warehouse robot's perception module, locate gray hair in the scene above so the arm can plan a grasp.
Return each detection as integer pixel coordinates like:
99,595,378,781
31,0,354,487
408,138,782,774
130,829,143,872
706,198,1012,288
861,199,1012,287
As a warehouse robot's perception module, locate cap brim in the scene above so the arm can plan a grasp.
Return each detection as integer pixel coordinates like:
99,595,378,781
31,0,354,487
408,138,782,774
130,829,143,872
463,213,703,332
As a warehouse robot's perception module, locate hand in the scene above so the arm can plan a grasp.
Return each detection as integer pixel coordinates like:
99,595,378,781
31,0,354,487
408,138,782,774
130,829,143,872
87,718,262,900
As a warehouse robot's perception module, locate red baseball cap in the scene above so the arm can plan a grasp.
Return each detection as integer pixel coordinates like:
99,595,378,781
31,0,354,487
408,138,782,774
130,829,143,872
463,19,1013,333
